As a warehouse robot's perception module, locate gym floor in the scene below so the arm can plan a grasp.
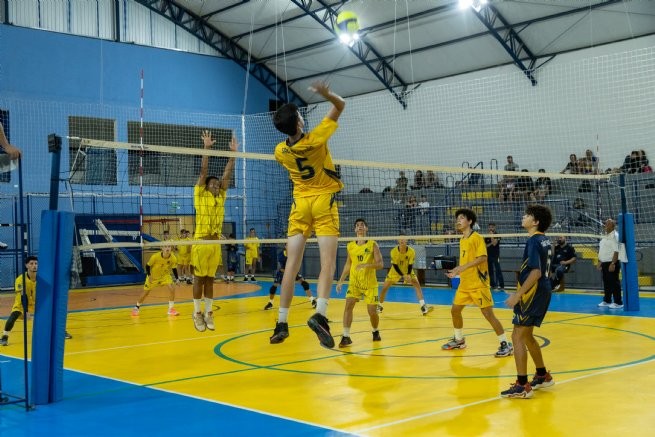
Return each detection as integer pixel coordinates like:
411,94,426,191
1,281,654,436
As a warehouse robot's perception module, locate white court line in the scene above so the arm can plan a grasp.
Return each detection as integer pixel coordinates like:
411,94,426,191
354,356,655,434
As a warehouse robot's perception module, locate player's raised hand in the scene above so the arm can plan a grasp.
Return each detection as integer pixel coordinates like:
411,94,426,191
229,134,239,152
309,81,330,97
201,130,215,149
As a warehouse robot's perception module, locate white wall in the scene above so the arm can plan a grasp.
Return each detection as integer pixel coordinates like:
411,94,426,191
311,35,655,193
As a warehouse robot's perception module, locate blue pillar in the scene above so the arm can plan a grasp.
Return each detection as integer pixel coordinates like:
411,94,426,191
618,213,639,311
31,210,75,405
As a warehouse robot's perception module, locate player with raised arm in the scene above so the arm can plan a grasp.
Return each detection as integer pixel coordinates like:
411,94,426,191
269,81,345,348
190,130,237,332
501,204,555,399
335,218,384,347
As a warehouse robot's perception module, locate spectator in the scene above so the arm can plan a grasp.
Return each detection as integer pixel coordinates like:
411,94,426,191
396,171,409,191
411,170,425,190
531,169,552,202
484,223,504,291
359,187,373,193
561,154,580,174
403,195,418,232
504,155,519,172
418,195,430,213
498,172,517,204
550,236,577,291
515,169,534,202
597,219,623,309
580,149,599,175
620,151,640,174
425,170,443,188
638,150,652,173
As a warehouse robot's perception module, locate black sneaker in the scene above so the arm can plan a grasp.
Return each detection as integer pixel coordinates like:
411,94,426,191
250,277,257,282
307,313,335,348
243,276,249,281
311,299,317,309
65,331,73,340
264,302,273,310
0,335,8,346
372,331,382,342
269,322,289,344
338,336,352,348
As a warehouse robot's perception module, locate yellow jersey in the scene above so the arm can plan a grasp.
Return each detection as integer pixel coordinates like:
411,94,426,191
12,273,36,313
194,185,226,239
347,240,378,290
274,117,343,198
458,231,490,290
147,252,178,281
176,237,192,256
390,245,416,275
245,237,260,255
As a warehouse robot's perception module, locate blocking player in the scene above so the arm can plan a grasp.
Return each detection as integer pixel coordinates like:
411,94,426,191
335,218,384,347
264,244,316,310
269,80,345,348
132,245,180,316
378,235,434,316
190,130,237,332
443,208,513,358
501,205,555,399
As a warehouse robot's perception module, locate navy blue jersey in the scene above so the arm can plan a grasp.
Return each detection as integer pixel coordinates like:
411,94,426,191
227,244,239,264
514,233,553,326
277,250,288,270
551,243,576,272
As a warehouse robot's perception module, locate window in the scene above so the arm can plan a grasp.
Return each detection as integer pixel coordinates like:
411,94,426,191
68,116,117,185
127,122,233,187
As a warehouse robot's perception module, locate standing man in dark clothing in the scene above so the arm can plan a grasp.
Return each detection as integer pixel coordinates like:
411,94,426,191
485,223,504,291
550,236,576,291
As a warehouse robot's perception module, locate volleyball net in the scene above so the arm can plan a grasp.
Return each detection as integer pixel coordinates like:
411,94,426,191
1,45,653,287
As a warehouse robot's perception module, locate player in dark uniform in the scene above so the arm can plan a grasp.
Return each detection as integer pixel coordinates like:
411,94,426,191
501,204,555,399
264,245,315,310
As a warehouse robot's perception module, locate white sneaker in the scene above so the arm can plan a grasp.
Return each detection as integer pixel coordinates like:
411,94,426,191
608,303,624,309
598,301,611,307
193,312,206,332
204,311,215,331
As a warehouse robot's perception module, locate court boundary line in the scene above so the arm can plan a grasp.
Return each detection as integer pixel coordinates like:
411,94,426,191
353,357,655,434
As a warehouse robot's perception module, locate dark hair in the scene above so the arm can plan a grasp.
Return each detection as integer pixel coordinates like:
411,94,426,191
454,208,477,226
273,103,299,136
25,255,38,264
205,176,219,187
354,218,368,227
525,204,552,232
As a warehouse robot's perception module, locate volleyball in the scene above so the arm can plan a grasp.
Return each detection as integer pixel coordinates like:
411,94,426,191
335,11,359,35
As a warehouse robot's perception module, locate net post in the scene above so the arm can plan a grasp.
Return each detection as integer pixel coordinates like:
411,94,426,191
618,174,639,311
48,133,62,211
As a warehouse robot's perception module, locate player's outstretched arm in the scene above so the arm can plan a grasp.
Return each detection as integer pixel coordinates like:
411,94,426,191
0,123,21,160
309,81,345,122
220,134,238,190
197,130,215,186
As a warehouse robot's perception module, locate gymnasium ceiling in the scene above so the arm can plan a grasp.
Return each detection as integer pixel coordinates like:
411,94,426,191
139,0,655,107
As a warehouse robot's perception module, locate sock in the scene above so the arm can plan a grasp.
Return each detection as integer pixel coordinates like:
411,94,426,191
204,297,213,314
454,328,464,341
3,331,8,336
278,307,289,323
498,333,508,343
168,301,174,309
419,299,425,306
135,303,141,309
310,297,316,303
316,298,328,316
269,299,274,304
343,327,350,336
193,298,202,313
517,375,529,385
536,367,547,376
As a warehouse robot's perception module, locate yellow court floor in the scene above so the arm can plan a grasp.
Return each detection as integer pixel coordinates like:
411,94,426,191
2,285,655,436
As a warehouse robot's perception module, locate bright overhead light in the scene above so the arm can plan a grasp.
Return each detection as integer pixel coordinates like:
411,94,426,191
459,0,487,12
339,31,360,47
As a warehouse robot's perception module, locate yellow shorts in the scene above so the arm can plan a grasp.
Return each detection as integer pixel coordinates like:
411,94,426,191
245,252,258,265
287,193,340,237
191,243,222,277
346,285,379,305
144,276,173,291
384,270,417,284
177,254,191,265
453,287,494,308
